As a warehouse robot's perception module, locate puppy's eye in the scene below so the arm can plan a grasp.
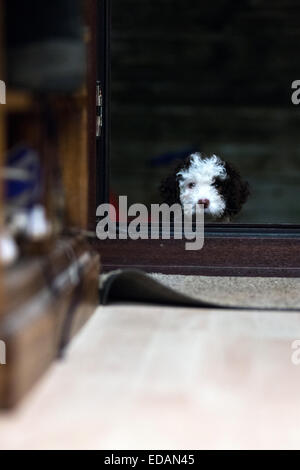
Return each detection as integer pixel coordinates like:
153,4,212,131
213,178,222,188
188,182,195,189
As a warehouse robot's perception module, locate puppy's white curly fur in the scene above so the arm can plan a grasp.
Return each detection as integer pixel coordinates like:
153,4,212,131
177,153,227,218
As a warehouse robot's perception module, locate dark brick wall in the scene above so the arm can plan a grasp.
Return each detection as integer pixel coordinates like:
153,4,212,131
111,0,300,222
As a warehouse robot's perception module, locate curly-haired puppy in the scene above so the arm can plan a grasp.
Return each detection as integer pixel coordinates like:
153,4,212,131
160,152,250,221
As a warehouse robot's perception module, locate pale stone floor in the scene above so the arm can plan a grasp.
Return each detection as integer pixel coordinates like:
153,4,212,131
1,276,300,449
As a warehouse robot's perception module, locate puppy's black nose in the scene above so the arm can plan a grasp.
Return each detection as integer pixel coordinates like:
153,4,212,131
198,198,210,209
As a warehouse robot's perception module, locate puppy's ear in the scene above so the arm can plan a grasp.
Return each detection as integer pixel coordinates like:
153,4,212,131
222,162,250,219
159,171,180,205
159,155,193,204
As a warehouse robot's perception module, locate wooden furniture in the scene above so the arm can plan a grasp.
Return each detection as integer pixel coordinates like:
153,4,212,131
0,237,99,408
0,0,100,408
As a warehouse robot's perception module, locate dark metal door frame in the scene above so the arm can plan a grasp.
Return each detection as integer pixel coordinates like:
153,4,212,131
92,0,300,277
96,0,110,207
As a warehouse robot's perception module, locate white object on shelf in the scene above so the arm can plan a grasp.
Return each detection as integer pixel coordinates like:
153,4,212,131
26,205,51,240
0,232,19,266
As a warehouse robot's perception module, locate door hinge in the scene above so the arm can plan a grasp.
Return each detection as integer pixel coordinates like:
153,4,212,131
96,81,103,138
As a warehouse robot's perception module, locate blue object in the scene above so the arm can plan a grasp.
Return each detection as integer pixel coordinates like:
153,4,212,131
4,146,42,210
